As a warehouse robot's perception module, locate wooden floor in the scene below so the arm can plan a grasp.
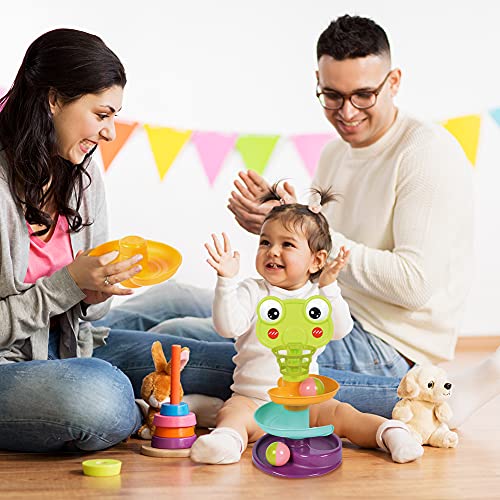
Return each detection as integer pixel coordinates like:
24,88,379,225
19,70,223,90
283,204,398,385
1,338,499,499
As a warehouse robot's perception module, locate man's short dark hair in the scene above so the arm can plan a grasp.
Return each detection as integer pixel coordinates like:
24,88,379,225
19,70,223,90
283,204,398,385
317,14,391,61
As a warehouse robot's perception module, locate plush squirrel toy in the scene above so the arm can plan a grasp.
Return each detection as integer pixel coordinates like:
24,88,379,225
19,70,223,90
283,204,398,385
137,341,190,439
392,365,458,448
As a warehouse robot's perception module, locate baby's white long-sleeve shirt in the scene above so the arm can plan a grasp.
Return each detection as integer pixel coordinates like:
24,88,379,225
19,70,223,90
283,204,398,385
213,276,353,401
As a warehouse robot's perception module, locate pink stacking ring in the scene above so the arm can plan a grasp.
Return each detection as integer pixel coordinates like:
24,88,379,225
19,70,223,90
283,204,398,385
153,412,197,428
151,435,197,449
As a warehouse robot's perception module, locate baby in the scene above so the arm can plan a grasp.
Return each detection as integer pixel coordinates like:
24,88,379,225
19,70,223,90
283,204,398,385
190,186,423,465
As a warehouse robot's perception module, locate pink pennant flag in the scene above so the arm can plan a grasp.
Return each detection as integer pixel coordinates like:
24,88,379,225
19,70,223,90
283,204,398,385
291,133,337,177
192,131,238,185
0,87,7,112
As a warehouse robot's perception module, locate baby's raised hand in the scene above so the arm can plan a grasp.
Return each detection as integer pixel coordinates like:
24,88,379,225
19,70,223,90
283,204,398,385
318,246,350,288
205,232,240,278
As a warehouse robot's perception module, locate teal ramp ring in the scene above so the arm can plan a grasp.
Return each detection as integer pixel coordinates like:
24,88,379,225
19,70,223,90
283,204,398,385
254,402,334,439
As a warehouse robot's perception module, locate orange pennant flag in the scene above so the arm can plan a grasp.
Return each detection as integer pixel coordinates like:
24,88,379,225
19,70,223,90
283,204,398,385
100,121,138,171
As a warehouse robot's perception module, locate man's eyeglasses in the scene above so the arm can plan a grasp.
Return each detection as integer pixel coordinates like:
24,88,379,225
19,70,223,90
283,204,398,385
316,70,393,111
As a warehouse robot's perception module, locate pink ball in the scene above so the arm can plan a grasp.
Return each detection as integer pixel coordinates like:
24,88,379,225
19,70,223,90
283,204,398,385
265,441,291,466
298,377,325,396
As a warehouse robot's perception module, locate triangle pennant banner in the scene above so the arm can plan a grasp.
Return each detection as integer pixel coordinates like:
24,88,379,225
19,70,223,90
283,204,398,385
235,134,280,175
291,133,337,176
442,114,481,166
144,125,192,180
191,131,237,185
99,120,138,171
489,108,500,128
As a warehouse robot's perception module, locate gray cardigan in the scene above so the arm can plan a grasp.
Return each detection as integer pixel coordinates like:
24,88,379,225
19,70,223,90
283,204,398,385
0,152,111,363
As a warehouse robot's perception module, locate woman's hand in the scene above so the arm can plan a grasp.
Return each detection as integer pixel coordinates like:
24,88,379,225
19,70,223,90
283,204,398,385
80,289,114,305
227,170,297,234
205,232,240,278
67,249,143,298
318,246,350,288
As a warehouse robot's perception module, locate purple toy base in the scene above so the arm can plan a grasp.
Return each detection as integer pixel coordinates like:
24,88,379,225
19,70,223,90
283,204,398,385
252,433,342,478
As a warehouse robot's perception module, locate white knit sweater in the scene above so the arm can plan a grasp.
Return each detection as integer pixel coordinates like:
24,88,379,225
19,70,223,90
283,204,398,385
313,111,474,364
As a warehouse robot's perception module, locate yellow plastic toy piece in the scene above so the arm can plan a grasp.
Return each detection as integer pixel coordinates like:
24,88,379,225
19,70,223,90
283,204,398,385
268,375,339,410
82,459,122,477
89,236,182,288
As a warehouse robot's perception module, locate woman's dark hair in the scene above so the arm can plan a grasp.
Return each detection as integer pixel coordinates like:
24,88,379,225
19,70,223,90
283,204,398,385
0,28,126,235
260,183,337,281
317,14,391,62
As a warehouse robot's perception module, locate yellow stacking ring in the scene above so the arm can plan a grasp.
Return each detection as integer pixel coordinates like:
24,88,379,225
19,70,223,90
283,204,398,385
82,459,122,477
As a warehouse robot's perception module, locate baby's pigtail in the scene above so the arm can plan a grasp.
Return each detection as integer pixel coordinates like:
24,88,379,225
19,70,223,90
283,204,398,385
259,181,285,204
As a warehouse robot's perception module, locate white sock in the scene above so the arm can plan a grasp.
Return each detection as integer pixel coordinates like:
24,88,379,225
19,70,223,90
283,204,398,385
448,346,500,429
182,394,224,428
190,427,244,465
376,420,424,464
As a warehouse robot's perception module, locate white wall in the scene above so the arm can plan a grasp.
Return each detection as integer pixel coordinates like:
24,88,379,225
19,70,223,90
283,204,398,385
1,0,499,335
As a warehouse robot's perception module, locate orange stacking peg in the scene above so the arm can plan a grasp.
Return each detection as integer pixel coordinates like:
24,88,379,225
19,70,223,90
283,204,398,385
170,344,181,405
141,342,198,458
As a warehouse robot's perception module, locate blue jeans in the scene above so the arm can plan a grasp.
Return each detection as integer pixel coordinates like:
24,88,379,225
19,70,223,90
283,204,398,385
95,281,409,416
0,326,235,453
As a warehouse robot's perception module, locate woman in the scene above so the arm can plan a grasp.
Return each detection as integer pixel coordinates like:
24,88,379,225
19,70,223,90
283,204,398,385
0,28,236,453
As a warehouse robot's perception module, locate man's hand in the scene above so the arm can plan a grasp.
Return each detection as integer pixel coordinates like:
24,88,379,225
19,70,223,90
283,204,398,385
227,170,297,234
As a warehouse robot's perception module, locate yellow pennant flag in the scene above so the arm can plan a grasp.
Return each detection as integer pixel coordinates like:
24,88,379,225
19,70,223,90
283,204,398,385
144,125,192,180
442,114,481,166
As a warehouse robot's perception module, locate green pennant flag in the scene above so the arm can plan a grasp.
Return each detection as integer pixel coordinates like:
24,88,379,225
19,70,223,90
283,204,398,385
235,134,280,175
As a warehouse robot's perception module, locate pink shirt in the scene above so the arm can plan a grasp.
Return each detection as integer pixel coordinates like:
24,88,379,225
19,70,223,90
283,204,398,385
25,216,74,284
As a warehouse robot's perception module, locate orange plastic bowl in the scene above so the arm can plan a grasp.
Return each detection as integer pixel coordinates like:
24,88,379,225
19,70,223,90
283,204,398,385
89,238,182,288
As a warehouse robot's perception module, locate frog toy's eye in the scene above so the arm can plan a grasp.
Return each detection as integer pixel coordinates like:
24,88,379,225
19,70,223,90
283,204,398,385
305,298,330,322
258,299,283,324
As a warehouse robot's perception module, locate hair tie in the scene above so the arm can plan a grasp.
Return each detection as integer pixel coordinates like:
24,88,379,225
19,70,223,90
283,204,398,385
308,191,322,214
308,204,321,214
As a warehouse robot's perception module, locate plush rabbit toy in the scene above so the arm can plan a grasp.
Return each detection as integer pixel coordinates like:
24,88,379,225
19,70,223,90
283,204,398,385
392,365,458,448
137,341,190,439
